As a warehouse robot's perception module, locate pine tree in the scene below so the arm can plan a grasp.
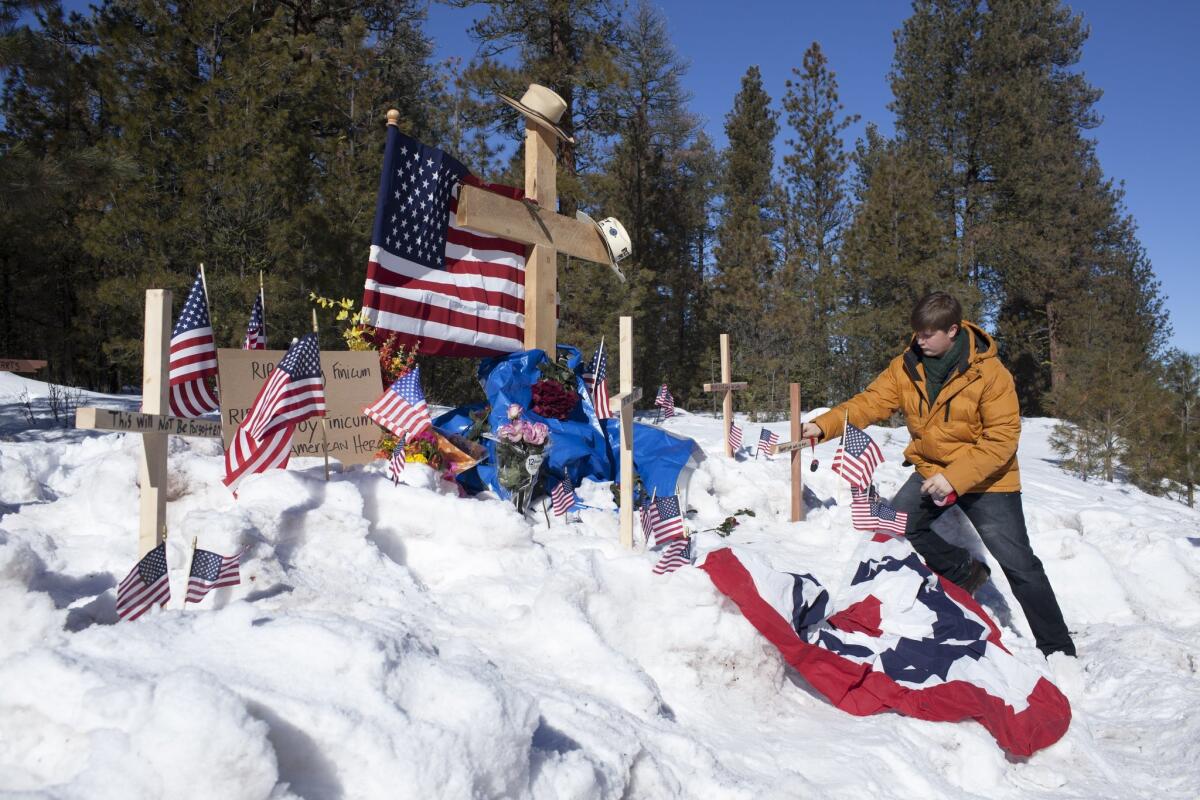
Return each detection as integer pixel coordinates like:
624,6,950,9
713,65,779,412
776,42,858,406
836,127,969,399
594,1,716,403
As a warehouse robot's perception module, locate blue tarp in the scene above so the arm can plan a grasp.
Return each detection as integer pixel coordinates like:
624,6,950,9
431,346,703,501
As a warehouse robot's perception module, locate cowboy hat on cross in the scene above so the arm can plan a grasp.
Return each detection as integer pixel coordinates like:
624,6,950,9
499,83,575,143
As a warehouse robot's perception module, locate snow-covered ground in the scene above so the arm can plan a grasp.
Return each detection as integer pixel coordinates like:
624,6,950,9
1,371,1198,799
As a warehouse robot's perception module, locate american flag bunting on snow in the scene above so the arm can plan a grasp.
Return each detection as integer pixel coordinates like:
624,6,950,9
550,476,580,516
185,547,242,604
586,343,613,421
728,422,743,452
655,384,675,419
757,428,780,456
116,542,170,621
360,126,528,357
698,537,1071,756
832,422,884,489
223,334,326,493
363,367,432,439
243,292,266,350
167,271,220,417
850,486,909,536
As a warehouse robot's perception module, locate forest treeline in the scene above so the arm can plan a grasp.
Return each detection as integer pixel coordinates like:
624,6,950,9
1,0,1195,503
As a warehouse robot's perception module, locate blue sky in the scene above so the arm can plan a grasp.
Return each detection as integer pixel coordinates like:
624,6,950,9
424,1,1200,353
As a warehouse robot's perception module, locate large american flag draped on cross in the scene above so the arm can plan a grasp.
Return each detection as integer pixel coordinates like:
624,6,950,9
363,367,432,439
116,542,170,621
361,126,528,357
224,334,326,493
243,292,266,350
832,422,884,489
586,343,613,421
167,271,220,418
185,547,242,604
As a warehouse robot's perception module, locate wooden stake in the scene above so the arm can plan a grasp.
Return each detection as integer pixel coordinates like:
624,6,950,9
791,383,805,522
138,290,171,558
618,316,634,549
311,308,331,481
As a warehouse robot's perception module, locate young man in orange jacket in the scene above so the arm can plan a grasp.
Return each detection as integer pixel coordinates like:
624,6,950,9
803,292,1075,658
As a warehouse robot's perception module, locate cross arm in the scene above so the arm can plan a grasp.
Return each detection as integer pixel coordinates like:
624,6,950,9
608,386,643,413
455,184,612,265
76,407,223,439
703,382,748,393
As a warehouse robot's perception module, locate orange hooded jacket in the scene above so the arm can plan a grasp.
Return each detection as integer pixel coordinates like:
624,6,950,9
811,321,1021,494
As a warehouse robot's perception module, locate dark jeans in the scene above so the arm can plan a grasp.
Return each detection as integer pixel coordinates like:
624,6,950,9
891,473,1075,657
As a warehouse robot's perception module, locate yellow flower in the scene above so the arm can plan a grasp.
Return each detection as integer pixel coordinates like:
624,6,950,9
407,454,429,465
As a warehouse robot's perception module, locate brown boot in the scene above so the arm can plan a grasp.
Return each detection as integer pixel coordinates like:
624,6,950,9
962,560,991,596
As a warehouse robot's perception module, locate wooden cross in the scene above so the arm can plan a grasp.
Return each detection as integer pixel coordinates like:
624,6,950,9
75,290,223,557
770,384,808,522
607,316,640,549
0,358,48,373
393,108,614,354
703,333,748,458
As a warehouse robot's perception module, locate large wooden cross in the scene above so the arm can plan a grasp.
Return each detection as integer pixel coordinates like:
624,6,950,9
406,109,613,354
75,290,223,557
703,333,748,458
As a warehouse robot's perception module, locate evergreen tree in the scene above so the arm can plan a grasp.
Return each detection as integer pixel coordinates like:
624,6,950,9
776,42,857,406
593,1,716,404
713,65,779,412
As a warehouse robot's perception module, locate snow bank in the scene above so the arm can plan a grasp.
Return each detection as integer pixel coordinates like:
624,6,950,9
2,376,1199,798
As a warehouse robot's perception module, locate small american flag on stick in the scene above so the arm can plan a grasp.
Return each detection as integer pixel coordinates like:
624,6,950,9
224,334,326,492
649,495,686,545
185,547,243,604
728,422,743,452
587,343,613,421
388,442,407,484
551,476,580,516
168,271,220,417
850,486,908,537
243,292,266,350
655,384,675,419
832,422,884,489
116,542,170,621
364,367,432,439
757,428,780,456
652,538,692,575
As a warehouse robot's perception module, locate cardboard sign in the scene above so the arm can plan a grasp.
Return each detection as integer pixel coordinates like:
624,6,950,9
217,349,384,466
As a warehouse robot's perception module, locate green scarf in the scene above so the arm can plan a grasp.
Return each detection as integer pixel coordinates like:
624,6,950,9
922,332,967,406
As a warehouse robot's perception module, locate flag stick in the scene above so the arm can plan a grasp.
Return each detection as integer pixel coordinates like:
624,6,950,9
312,308,331,482
259,270,267,348
199,262,213,330
186,535,199,610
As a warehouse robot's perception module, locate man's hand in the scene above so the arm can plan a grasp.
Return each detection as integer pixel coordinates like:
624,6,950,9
921,473,955,501
801,422,823,440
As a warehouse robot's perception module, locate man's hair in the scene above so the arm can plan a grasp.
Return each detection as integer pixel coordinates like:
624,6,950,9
910,292,962,332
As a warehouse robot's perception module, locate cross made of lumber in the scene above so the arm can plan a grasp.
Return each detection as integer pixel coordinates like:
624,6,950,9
398,108,612,354
75,290,223,558
703,334,748,458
